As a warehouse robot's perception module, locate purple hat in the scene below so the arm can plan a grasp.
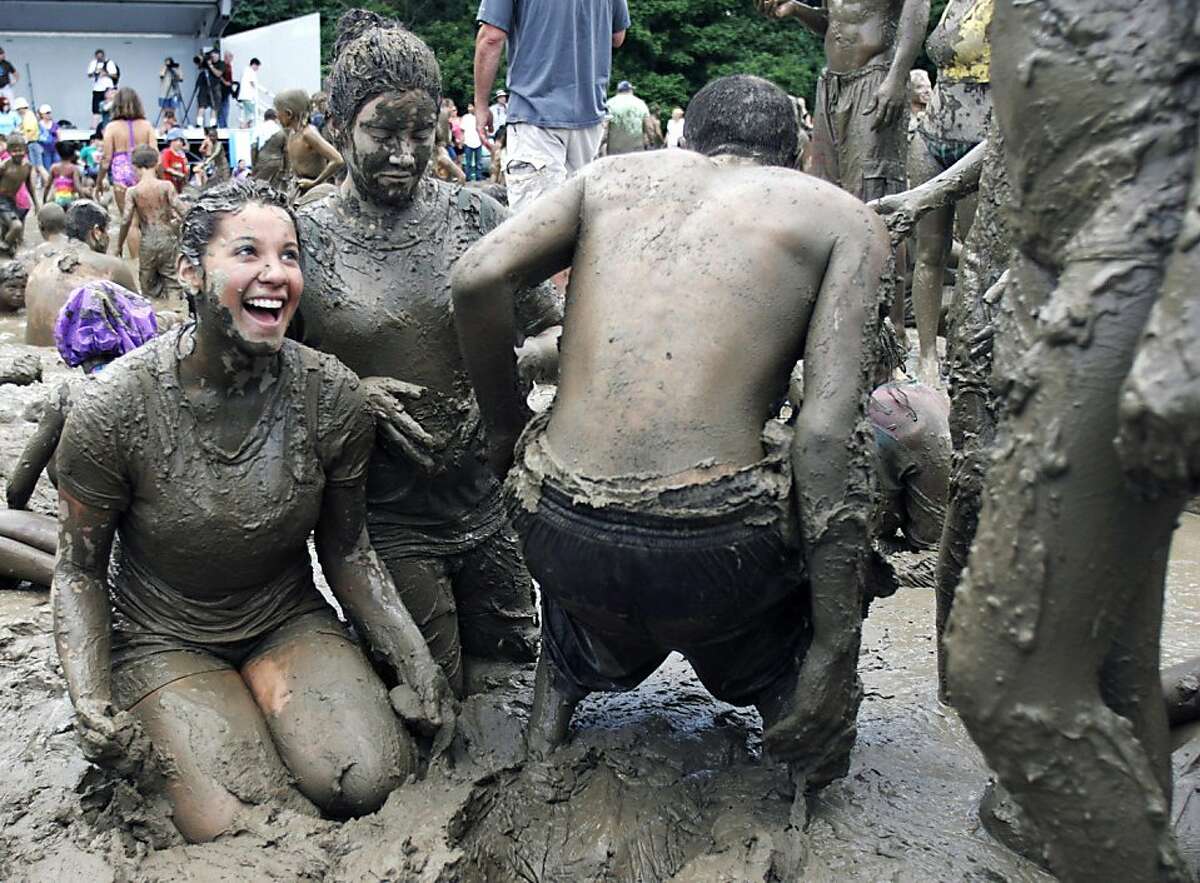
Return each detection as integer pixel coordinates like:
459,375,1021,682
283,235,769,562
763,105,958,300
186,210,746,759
54,280,158,369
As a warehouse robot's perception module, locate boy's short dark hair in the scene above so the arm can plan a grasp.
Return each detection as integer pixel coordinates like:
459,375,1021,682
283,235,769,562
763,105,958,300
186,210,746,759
684,75,799,169
132,145,159,168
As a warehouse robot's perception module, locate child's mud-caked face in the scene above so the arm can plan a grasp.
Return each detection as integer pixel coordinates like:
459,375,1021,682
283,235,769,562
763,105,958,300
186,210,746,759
349,90,437,206
0,279,25,310
184,203,303,355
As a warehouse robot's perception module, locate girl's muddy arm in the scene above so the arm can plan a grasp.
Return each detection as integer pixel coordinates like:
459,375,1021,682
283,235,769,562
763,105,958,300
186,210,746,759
41,165,53,205
7,400,65,510
315,481,455,733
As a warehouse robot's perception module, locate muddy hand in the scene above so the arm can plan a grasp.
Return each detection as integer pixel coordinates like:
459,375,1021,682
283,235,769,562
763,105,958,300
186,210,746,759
389,668,457,754
865,75,907,132
755,0,794,19
75,697,139,767
361,376,439,472
868,192,922,241
763,649,863,777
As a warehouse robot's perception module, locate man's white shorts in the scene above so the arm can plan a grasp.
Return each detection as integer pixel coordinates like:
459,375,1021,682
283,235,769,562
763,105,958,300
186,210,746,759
505,122,604,213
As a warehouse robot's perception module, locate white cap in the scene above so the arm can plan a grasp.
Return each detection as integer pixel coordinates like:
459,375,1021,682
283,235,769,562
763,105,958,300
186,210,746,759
12,97,29,110
38,104,51,115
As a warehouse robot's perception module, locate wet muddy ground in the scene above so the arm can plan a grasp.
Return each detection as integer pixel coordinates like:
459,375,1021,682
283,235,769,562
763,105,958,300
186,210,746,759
0,331,1196,880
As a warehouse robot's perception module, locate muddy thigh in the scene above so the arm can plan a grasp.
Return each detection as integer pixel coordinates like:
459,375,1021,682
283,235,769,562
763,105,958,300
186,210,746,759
241,621,414,818
129,666,319,843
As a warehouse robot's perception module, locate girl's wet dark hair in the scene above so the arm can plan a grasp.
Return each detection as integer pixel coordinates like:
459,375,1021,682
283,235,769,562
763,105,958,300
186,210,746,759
327,10,441,146
178,178,298,313
683,75,799,168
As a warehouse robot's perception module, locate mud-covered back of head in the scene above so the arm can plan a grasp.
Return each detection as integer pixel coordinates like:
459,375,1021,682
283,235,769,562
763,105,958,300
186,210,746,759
65,200,108,242
327,9,441,143
0,259,27,288
684,75,799,168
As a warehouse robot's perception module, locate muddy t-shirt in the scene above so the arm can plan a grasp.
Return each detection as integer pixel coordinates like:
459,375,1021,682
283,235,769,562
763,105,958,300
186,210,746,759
296,179,563,529
57,331,371,643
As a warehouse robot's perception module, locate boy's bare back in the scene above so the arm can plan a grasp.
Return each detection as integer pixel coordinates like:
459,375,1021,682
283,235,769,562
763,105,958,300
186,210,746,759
545,150,885,478
129,177,179,228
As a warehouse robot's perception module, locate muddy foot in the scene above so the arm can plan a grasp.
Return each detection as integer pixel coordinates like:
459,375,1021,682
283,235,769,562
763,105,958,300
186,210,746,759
978,778,1052,872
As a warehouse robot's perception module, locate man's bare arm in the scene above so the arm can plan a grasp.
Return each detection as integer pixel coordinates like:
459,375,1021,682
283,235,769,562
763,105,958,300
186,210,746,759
612,29,627,48
757,0,829,35
473,23,507,134
871,0,931,131
764,203,889,770
452,173,585,472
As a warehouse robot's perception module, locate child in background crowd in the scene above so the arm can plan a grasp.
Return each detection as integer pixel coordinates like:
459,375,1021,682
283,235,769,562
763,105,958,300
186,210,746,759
44,141,84,206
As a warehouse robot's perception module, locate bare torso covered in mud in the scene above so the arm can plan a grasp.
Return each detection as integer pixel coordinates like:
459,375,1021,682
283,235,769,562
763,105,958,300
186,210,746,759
542,152,859,482
25,243,137,345
825,0,904,71
296,178,561,519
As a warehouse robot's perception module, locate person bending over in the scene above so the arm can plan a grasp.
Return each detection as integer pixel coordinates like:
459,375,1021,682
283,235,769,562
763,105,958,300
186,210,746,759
452,74,888,785
53,179,454,843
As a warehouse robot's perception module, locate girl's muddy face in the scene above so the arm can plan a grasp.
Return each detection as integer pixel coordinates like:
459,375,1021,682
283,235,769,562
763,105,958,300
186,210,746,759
193,203,303,355
349,90,437,206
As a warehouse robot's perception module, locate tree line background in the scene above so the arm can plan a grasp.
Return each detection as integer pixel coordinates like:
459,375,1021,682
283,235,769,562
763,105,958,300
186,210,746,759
228,0,950,118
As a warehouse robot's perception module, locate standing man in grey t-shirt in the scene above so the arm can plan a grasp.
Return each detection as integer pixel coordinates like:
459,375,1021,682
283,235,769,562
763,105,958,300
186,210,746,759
474,0,631,212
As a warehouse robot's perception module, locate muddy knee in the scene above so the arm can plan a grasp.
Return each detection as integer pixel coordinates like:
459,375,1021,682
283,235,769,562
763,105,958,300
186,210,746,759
287,729,411,817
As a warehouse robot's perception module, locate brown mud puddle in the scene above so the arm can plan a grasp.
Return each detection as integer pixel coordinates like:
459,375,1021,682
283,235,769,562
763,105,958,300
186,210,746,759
1,338,1196,880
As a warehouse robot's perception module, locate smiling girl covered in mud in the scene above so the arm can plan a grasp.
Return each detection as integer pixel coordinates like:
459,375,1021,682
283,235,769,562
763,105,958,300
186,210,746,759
52,178,454,843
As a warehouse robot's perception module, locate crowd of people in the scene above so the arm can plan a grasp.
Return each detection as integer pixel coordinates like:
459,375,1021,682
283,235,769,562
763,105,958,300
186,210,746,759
0,2,1195,881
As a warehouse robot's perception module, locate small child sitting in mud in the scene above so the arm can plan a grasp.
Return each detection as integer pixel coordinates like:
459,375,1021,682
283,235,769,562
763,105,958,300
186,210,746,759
0,259,27,311
117,145,184,300
1,280,158,587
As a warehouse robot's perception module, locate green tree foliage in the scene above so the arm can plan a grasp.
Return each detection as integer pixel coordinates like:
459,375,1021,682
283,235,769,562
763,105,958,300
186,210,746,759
229,0,951,115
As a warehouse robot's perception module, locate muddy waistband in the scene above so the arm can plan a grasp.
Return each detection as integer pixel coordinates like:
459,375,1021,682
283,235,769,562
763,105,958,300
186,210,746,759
506,410,795,528
367,481,508,561
819,63,891,85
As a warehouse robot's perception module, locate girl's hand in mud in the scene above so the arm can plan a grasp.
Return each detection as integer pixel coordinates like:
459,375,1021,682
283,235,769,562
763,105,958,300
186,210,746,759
762,647,863,776
361,376,441,473
74,697,139,766
868,189,932,241
389,668,457,754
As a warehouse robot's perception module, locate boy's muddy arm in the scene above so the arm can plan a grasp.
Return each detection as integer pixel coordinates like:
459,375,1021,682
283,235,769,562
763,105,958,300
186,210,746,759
297,129,343,192
872,0,931,131
756,0,829,35
452,173,585,473
116,193,135,255
765,207,888,770
315,483,455,740
869,140,986,240
54,488,138,764
7,402,65,510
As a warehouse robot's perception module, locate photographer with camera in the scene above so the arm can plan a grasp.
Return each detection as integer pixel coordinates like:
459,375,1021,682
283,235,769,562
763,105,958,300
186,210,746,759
193,48,222,128
86,49,119,128
158,58,183,119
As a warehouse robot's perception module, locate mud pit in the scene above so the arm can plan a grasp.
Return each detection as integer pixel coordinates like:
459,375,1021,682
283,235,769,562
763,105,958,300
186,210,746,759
0,336,1194,881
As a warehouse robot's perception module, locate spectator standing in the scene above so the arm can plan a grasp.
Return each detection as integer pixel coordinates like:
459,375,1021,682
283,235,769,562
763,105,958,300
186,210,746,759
665,106,685,148
239,57,270,127
461,103,484,180
79,134,102,183
603,81,651,155
86,49,118,129
35,105,58,173
14,100,44,185
219,50,235,128
0,97,17,136
474,0,631,212
158,57,183,118
489,90,508,132
196,49,222,128
645,103,665,148
0,48,19,103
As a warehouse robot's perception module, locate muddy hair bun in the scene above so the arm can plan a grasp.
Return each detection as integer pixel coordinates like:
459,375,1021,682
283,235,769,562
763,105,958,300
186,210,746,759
327,8,441,146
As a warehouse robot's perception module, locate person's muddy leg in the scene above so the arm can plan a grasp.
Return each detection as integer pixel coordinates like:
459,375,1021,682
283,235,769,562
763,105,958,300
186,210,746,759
946,251,1190,880
452,525,539,671
242,621,413,818
526,650,585,760
907,135,951,385
379,555,463,697
128,667,318,843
